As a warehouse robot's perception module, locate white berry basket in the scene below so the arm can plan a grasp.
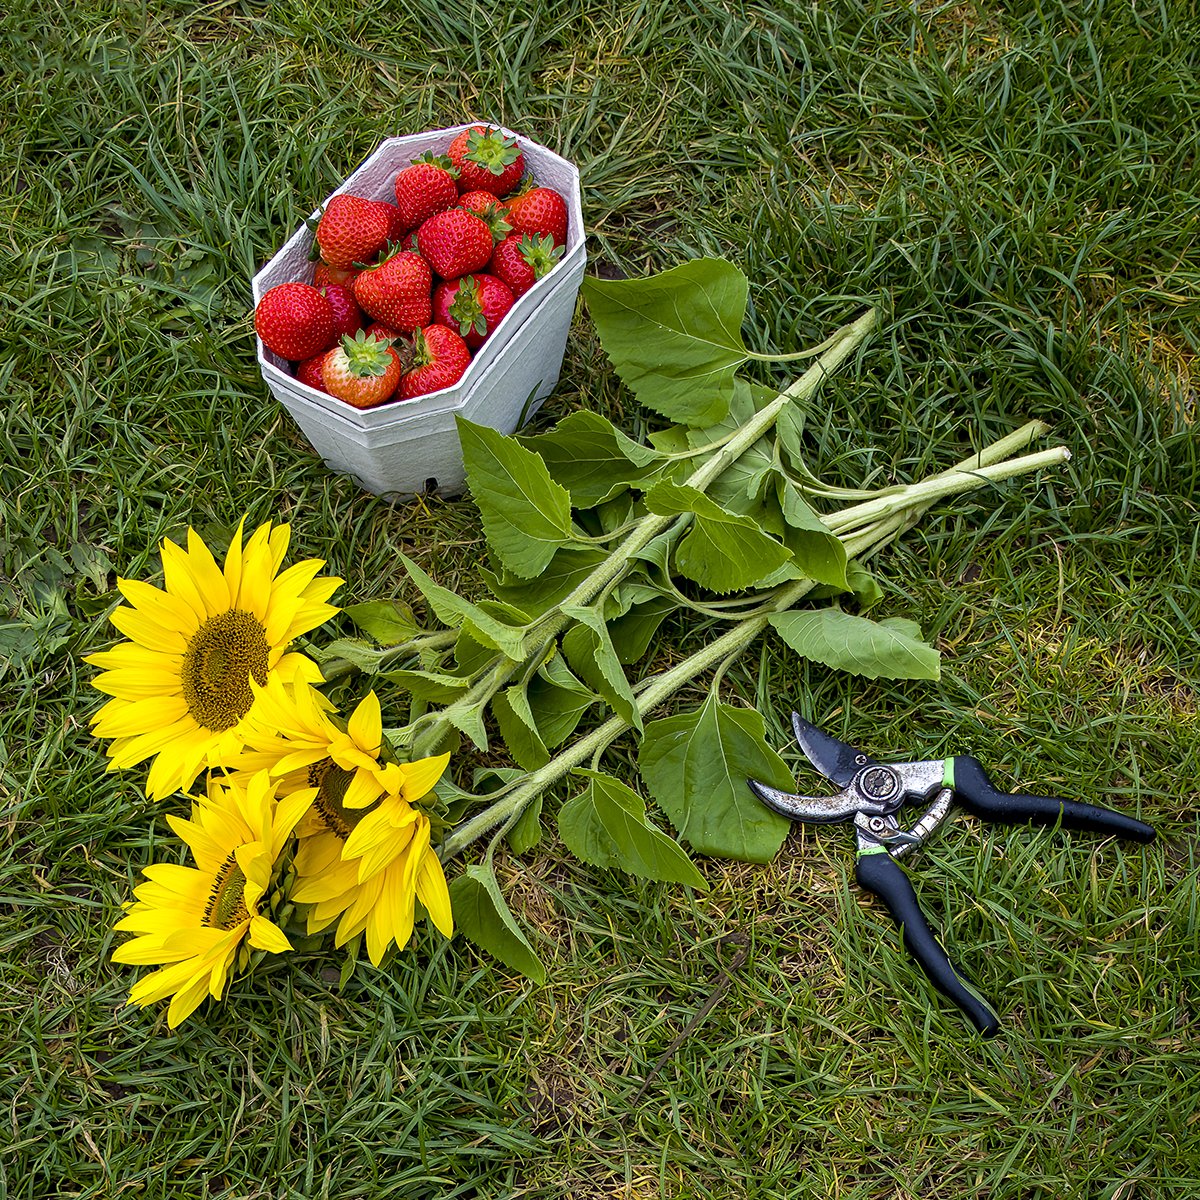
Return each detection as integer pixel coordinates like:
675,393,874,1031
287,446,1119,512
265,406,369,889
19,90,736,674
251,124,586,497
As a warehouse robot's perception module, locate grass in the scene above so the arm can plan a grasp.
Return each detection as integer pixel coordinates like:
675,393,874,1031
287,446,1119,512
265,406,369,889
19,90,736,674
1,0,1198,1195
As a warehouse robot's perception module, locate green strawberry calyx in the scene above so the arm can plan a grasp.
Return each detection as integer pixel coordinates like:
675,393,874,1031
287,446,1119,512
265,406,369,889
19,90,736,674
339,330,395,378
465,127,520,175
518,233,565,278
412,151,459,177
446,278,488,338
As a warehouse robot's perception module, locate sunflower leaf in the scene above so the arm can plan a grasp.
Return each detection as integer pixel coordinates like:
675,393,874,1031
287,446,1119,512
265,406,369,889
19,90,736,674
768,609,940,680
448,863,546,984
342,599,420,645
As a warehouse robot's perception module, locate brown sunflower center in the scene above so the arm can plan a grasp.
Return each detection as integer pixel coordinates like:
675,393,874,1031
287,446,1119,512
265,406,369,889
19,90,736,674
204,854,251,930
181,610,270,732
308,758,357,841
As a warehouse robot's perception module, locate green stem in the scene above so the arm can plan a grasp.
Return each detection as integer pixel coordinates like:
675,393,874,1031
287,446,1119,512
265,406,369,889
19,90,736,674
319,629,458,683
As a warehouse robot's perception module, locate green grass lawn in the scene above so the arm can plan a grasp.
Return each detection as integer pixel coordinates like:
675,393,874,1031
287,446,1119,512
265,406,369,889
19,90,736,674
3,0,1199,1195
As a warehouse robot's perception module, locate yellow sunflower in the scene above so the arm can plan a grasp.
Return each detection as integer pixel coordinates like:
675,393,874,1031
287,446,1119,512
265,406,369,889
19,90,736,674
112,770,314,1028
228,677,427,811
87,518,342,799
289,752,453,966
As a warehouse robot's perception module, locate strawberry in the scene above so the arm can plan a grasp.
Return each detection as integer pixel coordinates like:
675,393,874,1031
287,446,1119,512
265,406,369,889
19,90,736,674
313,262,361,289
490,233,564,298
316,194,392,270
295,354,328,393
397,325,471,399
416,209,493,279
378,200,408,244
448,126,525,197
254,283,336,360
458,190,513,241
393,153,459,229
318,284,363,339
352,250,433,331
322,330,402,409
433,274,514,349
364,321,401,344
505,187,568,244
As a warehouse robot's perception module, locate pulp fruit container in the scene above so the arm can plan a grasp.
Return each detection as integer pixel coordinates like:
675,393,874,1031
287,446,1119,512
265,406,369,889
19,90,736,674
251,125,586,497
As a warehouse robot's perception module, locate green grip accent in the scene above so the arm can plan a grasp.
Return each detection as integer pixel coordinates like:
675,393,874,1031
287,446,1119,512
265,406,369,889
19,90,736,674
857,844,889,857
942,758,955,789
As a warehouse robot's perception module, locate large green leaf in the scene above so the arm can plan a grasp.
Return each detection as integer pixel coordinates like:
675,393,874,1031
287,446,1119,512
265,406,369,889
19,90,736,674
776,478,848,589
342,599,420,645
561,605,641,731
638,693,795,862
482,547,610,615
607,595,677,665
457,417,578,578
384,668,472,703
558,771,708,889
768,609,941,680
529,654,596,749
581,259,749,426
400,553,526,660
448,863,546,983
492,683,550,770
644,482,792,593
519,410,660,507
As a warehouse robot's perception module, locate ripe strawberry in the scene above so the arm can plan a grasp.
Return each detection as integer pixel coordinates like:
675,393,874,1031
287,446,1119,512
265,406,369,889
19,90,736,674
506,187,568,244
397,325,471,399
458,190,513,241
254,283,335,360
433,274,514,349
322,330,402,409
318,284,363,339
448,126,525,197
378,200,408,244
295,354,328,393
416,209,493,279
364,321,400,344
393,153,459,229
490,233,564,298
316,194,392,270
313,262,361,289
352,250,433,331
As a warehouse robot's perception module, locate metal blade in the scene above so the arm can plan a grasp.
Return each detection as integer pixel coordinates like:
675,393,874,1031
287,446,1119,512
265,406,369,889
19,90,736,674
747,778,859,823
790,712,878,788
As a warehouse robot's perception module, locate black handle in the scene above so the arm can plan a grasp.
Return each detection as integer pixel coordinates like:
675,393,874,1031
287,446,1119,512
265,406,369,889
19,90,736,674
855,850,1000,1037
951,756,1155,843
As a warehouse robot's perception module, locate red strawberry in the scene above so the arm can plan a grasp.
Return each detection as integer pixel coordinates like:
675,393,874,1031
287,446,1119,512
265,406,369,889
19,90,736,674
254,283,335,360
490,233,564,298
397,325,471,399
295,354,328,393
393,153,459,229
316,194,392,270
352,250,433,331
364,321,401,344
433,274,514,349
318,284,363,339
458,190,513,241
322,330,403,410
506,187,568,244
416,209,493,279
313,262,361,289
378,200,408,244
448,126,525,197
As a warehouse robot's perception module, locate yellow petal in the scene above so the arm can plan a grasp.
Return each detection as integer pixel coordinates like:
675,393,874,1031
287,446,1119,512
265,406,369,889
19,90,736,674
90,668,184,701
248,915,292,953
86,643,183,672
416,851,453,938
117,577,200,636
186,527,232,612
91,695,190,739
221,517,248,608
109,606,188,654
160,537,212,622
400,752,451,803
347,692,382,755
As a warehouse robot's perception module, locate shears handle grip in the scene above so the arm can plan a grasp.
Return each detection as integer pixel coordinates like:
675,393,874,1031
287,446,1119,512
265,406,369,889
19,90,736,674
855,850,1001,1037
951,757,1155,843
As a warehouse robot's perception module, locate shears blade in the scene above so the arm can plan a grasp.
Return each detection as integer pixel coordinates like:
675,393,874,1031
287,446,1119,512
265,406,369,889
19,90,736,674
790,712,878,787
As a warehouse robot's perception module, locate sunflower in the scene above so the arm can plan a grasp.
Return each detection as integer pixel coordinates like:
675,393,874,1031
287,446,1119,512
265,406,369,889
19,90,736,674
289,752,453,966
228,677,430,812
87,518,342,800
112,771,314,1028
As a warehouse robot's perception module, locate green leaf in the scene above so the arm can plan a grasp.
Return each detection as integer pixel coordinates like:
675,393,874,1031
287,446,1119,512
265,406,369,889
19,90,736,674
558,771,709,889
448,863,546,983
313,637,388,676
644,482,792,594
582,259,749,426
507,794,543,855
561,604,642,731
457,417,578,578
446,703,489,752
529,655,596,749
384,668,472,703
638,694,795,862
342,599,420,645
482,547,609,615
492,684,550,770
400,553,526,660
776,478,848,589
519,411,660,507
607,595,677,665
768,609,941,680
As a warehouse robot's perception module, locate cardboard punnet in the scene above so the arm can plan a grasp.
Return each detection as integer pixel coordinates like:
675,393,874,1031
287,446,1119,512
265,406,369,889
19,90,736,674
251,125,585,496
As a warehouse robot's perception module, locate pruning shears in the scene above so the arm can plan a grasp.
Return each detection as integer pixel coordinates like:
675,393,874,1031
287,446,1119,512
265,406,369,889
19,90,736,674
749,713,1156,1037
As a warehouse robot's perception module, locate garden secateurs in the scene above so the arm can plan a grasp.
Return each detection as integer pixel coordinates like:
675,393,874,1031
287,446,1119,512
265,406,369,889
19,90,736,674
748,713,1156,1037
